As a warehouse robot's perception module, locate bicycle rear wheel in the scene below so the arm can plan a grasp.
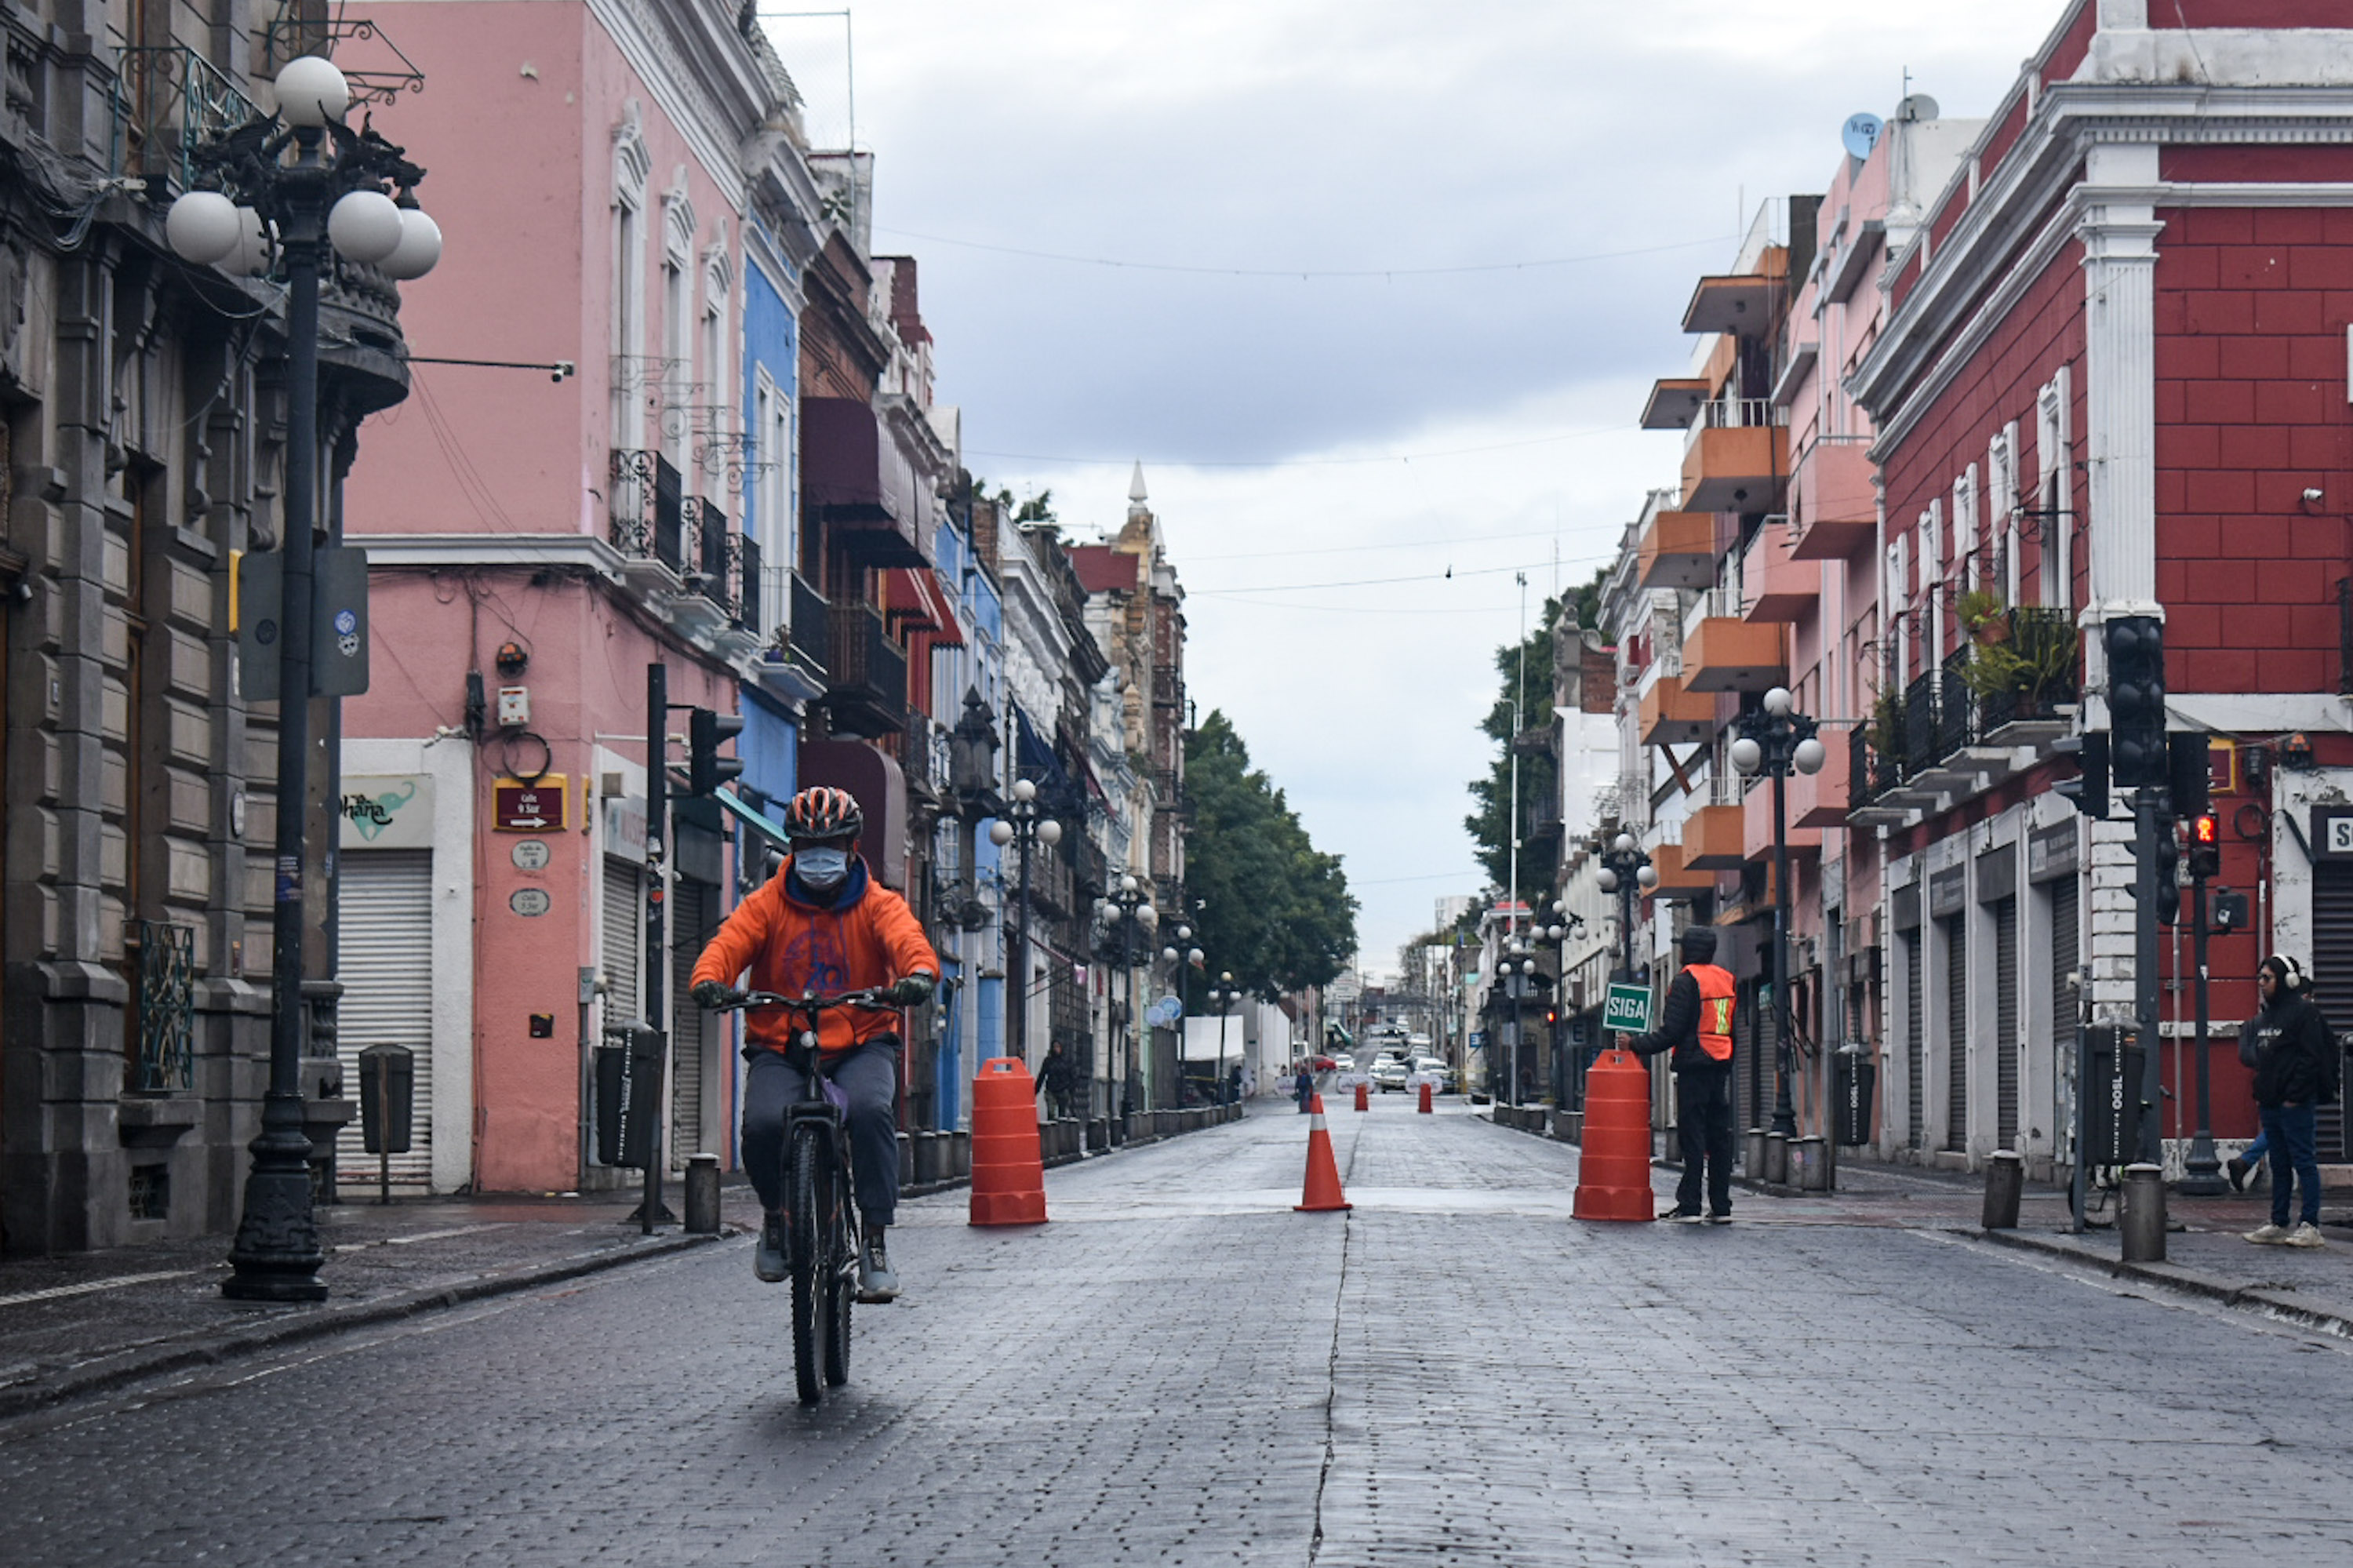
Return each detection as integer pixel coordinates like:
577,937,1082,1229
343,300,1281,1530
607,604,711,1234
788,1124,824,1405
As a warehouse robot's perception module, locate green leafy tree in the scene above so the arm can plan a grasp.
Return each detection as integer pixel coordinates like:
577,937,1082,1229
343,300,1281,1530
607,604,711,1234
1465,595,1566,897
1184,711,1357,999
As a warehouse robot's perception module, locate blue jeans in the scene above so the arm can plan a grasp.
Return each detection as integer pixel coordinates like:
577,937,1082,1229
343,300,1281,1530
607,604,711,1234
2259,1103,2322,1228
740,1040,900,1225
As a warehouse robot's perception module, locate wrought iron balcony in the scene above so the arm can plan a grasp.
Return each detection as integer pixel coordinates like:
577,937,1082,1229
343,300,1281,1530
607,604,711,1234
823,599,907,738
736,532,762,634
787,571,830,672
609,449,685,572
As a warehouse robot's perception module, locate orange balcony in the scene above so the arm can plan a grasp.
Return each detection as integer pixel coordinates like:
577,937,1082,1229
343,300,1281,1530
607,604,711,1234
1741,518,1817,624
1790,726,1853,831
1683,420,1790,514
1641,378,1708,431
1682,617,1786,693
1680,253,1786,336
1645,842,1718,897
1640,674,1715,747
1789,437,1878,561
1742,767,1825,861
1682,803,1747,870
1637,509,1716,591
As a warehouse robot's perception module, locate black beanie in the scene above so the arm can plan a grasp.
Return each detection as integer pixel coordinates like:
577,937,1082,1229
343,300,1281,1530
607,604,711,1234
1679,926,1718,963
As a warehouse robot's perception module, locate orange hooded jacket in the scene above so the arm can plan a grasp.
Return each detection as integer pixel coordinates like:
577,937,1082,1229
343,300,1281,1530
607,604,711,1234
689,857,940,1057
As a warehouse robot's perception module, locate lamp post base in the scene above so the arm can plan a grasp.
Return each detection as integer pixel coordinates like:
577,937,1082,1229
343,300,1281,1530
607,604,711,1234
221,1141,327,1302
2177,1135,2229,1196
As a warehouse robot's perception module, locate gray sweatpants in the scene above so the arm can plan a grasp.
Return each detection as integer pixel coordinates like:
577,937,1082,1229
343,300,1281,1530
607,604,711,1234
740,1039,900,1225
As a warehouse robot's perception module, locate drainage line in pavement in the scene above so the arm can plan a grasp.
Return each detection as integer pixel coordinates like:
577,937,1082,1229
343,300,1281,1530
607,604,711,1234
1307,1203,1352,1564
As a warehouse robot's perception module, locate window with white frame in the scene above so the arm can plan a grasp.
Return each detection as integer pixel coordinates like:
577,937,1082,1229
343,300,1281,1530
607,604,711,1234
1954,465,1979,595
2035,367,2072,611
1918,501,1943,664
1886,533,1910,683
611,112,650,452
1988,425,2018,604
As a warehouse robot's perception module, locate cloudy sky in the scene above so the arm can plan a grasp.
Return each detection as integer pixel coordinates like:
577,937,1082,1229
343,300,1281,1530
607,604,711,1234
761,0,2077,973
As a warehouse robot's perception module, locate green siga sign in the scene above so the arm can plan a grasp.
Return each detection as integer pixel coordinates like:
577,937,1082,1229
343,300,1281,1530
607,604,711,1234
1602,982,1653,1036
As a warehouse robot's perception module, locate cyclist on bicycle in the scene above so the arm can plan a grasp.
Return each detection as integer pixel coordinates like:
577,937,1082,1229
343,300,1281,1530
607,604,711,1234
689,785,938,1300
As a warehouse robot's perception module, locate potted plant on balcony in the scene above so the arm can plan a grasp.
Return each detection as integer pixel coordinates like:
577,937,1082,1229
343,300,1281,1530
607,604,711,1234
1955,590,2076,728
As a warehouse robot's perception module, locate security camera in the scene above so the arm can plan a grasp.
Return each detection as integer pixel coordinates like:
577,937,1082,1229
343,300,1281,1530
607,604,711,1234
2303,488,2326,504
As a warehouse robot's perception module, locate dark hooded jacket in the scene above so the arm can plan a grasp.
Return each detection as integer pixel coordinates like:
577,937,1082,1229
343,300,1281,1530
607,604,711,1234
2239,990,2337,1108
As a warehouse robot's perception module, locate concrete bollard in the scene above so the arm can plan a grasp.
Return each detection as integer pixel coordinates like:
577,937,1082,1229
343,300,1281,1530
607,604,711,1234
1744,1129,1768,1177
2120,1162,2167,1262
1793,1136,1829,1191
952,1129,971,1178
1981,1149,2024,1229
683,1152,722,1235
1764,1131,1789,1186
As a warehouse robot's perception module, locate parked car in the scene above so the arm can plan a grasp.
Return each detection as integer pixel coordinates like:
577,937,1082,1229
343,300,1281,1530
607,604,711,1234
1412,1059,1457,1093
1373,1058,1410,1092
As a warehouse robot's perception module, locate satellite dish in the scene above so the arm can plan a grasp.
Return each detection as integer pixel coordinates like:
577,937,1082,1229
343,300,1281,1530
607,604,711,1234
1841,112,1885,161
1898,93,1940,122
1146,995,1184,1028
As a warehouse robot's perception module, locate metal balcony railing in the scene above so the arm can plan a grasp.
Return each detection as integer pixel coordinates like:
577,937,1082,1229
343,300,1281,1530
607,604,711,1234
735,533,762,633
111,45,262,190
1937,649,1975,758
825,600,907,731
1849,725,1875,805
609,450,685,571
1903,671,1940,772
788,572,829,671
1975,606,2080,731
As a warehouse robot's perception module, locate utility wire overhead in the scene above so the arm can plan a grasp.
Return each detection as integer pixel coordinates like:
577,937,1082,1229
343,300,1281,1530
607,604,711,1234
966,420,1640,471
871,224,1739,281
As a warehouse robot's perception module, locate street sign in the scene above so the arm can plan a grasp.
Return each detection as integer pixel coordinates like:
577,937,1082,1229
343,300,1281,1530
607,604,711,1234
493,776,569,832
1602,982,1653,1036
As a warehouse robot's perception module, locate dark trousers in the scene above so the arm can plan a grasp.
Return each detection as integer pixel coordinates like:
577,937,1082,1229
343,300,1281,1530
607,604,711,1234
740,1040,900,1226
2260,1102,2322,1228
1675,1065,1735,1217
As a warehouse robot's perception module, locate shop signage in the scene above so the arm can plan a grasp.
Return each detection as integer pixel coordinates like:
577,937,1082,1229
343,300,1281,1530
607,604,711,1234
2312,806,2353,860
340,775,434,849
493,775,569,833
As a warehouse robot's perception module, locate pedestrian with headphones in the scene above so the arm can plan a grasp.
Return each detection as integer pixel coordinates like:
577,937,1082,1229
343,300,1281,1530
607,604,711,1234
2238,954,2338,1248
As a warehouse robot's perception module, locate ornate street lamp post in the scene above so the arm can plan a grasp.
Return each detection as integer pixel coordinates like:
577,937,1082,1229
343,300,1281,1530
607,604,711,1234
1594,833,1658,982
1158,921,1202,1099
1210,972,1244,1108
1730,685,1826,1143
987,777,1062,1070
169,55,441,1302
1100,875,1158,1122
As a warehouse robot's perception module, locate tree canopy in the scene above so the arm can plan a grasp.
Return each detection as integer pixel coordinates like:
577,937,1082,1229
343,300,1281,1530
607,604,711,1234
1183,711,1356,1000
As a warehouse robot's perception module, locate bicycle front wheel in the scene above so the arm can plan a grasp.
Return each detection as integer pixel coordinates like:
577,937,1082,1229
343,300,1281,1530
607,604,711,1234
824,1153,853,1388
788,1124,824,1405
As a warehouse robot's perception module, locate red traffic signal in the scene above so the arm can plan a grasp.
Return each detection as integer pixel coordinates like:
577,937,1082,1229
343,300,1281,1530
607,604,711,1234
2189,813,2221,880
2194,813,2218,845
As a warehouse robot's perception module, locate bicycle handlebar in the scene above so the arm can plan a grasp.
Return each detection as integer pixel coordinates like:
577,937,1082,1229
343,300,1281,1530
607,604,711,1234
707,987,895,1013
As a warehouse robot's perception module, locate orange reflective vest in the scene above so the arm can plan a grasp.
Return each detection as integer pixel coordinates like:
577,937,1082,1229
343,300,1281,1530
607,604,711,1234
1689,962,1736,1061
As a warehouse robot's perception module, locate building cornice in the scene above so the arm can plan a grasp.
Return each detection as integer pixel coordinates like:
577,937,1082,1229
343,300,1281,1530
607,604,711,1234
586,0,780,211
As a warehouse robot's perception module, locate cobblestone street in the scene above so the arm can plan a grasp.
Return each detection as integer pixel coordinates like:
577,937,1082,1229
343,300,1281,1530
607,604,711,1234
5,1103,2351,1566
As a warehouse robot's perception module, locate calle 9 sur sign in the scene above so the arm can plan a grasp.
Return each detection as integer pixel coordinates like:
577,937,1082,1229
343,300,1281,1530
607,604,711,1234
493,775,569,833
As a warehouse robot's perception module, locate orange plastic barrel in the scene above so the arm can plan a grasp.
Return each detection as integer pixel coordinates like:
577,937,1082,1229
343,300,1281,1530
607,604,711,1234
969,1057,1048,1226
1573,1047,1656,1221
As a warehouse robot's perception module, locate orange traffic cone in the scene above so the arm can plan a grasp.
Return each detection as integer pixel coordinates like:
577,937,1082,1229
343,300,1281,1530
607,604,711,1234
1295,1093,1351,1212
969,1057,1048,1226
1573,1048,1655,1221
1354,1082,1369,1112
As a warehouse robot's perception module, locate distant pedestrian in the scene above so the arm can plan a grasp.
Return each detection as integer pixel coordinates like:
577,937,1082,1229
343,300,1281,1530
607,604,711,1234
1038,1042,1073,1119
1295,1065,1314,1113
1618,925,1737,1224
1227,1063,1243,1105
2239,955,2337,1248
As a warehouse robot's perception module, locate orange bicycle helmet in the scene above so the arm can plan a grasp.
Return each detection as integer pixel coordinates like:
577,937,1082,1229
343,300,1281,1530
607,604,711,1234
782,785,864,843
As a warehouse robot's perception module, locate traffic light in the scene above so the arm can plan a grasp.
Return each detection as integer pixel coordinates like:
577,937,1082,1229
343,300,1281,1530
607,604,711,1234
2168,731,2210,820
687,707,745,796
2053,731,2110,819
2154,813,2181,926
2105,615,2167,788
2189,813,2221,881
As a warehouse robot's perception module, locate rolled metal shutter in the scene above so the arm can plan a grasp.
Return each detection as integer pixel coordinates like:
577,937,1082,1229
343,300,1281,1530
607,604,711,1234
337,850,435,1190
2311,863,2353,1160
1995,897,2019,1151
1905,931,1924,1149
1944,915,1968,1152
602,858,642,1030
2049,876,2079,1165
670,879,709,1163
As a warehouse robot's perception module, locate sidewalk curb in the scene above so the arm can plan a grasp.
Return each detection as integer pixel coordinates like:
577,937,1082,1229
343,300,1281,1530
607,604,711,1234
1978,1228,2353,1341
0,1228,727,1421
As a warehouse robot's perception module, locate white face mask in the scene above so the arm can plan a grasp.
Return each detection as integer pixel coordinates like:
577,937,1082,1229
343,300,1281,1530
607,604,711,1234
795,846,850,891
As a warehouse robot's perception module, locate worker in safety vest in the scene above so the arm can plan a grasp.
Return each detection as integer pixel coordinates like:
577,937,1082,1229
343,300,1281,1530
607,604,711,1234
1617,924,1737,1224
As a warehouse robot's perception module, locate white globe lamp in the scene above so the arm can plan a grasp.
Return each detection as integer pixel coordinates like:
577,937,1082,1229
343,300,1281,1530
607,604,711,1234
1763,686,1793,717
987,821,1013,847
378,207,442,281
1036,819,1062,846
1637,864,1659,890
274,56,351,129
1013,778,1036,803
165,190,242,265
1729,737,1764,774
1794,737,1827,775
328,190,404,264
1596,868,1618,893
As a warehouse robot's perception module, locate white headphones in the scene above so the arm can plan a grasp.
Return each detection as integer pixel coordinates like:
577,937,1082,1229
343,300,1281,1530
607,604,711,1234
2265,954,2308,992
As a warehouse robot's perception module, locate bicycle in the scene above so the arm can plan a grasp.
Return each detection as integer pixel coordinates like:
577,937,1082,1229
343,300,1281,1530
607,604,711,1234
707,985,892,1405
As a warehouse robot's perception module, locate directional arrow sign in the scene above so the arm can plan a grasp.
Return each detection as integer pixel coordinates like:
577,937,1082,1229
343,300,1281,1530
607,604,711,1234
493,778,569,833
